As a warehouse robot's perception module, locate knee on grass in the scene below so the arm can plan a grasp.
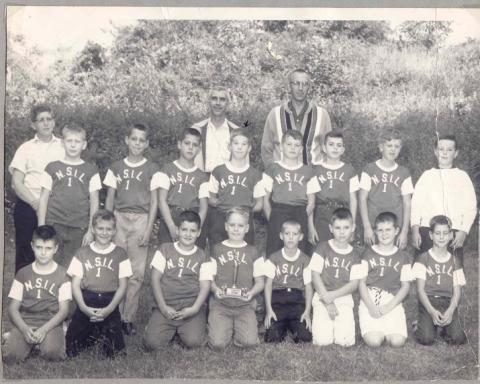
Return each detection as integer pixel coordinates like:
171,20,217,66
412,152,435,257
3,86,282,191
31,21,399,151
363,332,384,347
415,331,435,346
386,334,406,348
39,345,66,361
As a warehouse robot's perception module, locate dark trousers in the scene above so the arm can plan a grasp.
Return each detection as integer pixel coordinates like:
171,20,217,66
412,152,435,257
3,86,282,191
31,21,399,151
266,203,309,257
206,206,255,246
66,290,125,358
14,198,37,272
264,289,312,343
158,205,207,249
416,227,464,266
415,295,466,346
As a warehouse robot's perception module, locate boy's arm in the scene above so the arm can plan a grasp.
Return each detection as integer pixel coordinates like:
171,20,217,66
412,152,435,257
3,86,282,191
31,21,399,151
82,190,99,246
306,193,315,216
263,277,277,329
174,280,211,320
105,187,116,211
440,284,462,326
158,188,178,241
96,277,128,319
358,278,382,318
198,197,208,227
308,212,319,245
71,276,99,320
243,275,265,301
253,196,263,213
397,194,411,250
300,283,313,330
150,268,177,319
416,277,442,325
378,281,410,316
139,190,158,247
37,188,50,225
33,300,70,343
349,191,358,225
358,189,374,246
12,169,39,210
263,191,272,220
8,299,36,344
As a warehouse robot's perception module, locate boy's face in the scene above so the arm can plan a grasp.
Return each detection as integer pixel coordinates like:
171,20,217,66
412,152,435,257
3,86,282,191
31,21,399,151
435,139,457,169
177,221,200,247
229,135,250,160
225,213,249,242
281,136,302,160
378,139,402,162
32,111,55,139
178,134,201,161
429,224,452,248
374,221,399,246
125,128,149,157
31,238,58,265
323,137,345,160
329,218,354,244
209,90,228,118
63,132,87,158
92,219,116,246
279,224,303,250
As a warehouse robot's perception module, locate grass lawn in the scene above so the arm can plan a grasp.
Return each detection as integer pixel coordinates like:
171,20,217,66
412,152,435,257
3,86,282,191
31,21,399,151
2,220,479,381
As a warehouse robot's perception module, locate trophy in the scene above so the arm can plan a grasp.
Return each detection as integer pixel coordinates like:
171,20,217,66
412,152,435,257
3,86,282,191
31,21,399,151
220,252,247,299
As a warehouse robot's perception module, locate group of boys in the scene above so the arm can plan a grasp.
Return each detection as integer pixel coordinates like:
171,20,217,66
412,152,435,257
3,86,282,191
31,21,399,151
3,102,477,364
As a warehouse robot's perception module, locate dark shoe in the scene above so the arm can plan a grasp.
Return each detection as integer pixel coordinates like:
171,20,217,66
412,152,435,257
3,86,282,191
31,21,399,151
122,321,136,336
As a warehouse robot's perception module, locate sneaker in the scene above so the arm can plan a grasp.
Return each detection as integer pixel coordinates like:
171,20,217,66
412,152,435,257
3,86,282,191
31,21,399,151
121,321,136,336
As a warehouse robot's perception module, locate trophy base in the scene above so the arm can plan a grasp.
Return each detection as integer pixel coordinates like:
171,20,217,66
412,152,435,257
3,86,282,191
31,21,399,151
222,287,245,299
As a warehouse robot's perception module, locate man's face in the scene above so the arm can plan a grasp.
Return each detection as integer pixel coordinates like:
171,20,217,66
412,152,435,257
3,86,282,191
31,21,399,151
289,72,311,104
32,111,55,140
435,139,457,169
209,90,228,118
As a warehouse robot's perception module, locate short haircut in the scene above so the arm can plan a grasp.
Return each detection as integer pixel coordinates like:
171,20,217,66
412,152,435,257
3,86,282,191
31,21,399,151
31,104,53,122
324,130,344,143
179,127,202,143
209,86,231,103
62,122,86,139
374,211,398,228
378,128,402,144
436,133,458,150
92,209,116,227
330,207,353,224
178,210,201,228
32,225,58,244
281,129,303,144
225,206,250,223
429,215,452,231
127,123,150,139
230,128,251,144
288,68,311,83
281,220,302,233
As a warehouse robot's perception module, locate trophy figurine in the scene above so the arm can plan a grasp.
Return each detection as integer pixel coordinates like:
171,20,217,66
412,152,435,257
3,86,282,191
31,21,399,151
221,253,247,299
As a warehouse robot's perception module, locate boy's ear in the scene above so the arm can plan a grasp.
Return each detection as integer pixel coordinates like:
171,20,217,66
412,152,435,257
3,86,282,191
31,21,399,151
394,227,400,236
279,231,284,241
124,136,129,146
298,232,304,241
328,224,333,234
453,150,459,159
82,141,87,150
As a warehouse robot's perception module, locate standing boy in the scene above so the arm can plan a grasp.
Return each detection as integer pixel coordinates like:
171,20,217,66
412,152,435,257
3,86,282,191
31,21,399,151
37,123,101,267
144,211,212,350
411,134,477,264
412,215,467,345
263,220,312,343
208,207,265,349
66,210,133,358
263,130,318,255
208,129,265,245
309,208,362,346
104,123,160,335
311,131,359,244
359,129,413,249
157,128,209,249
357,212,412,348
9,104,65,272
3,226,71,364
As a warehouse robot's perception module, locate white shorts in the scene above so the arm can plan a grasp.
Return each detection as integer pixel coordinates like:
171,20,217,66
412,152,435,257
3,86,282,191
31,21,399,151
359,287,407,338
312,293,355,346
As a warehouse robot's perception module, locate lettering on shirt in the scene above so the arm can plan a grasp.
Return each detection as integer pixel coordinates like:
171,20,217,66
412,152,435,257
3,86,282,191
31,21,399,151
217,250,248,266
273,172,305,186
276,263,301,277
24,278,56,298
368,257,400,272
55,167,86,183
426,263,453,277
166,257,199,273
325,257,351,271
317,170,345,185
219,175,247,189
84,257,115,278
371,173,400,189
116,169,143,183
169,172,196,187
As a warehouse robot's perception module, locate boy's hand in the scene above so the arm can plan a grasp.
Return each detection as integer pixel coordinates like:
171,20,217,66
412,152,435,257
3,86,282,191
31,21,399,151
161,305,178,320
320,291,336,305
300,311,312,331
411,227,421,250
95,307,113,320
451,230,467,249
308,226,319,245
138,231,151,247
363,226,375,246
32,327,47,344
326,303,338,320
305,204,314,216
23,327,37,344
242,291,254,302
167,224,178,242
396,230,408,250
81,230,94,247
378,304,391,316
429,308,443,326
174,306,197,320
214,288,224,300
439,309,454,326
81,306,100,321
368,305,382,319
264,308,277,329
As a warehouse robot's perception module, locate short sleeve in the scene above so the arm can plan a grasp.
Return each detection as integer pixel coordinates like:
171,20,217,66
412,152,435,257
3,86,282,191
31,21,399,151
412,262,427,280
309,252,324,273
89,173,102,193
262,173,274,193
103,169,117,189
210,258,218,276
307,176,321,194
198,181,210,199
350,263,364,280
357,260,369,279
150,250,166,273
263,259,276,279
67,257,84,278
39,171,53,191
453,269,466,286
253,180,266,199
150,171,162,191
156,172,171,190
58,281,72,302
8,279,24,301
253,257,265,278
303,267,312,285
401,176,414,195
400,263,413,282
199,261,215,281
8,144,28,174
349,175,360,193
209,174,220,194
359,172,372,191
119,259,133,278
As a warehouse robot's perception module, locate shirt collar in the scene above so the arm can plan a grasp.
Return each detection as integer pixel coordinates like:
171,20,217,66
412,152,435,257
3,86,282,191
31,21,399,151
174,160,197,173
174,242,198,255
33,134,61,143
90,242,116,254
371,244,398,256
375,160,398,172
328,239,353,255
222,240,247,248
281,248,300,262
277,160,303,171
32,261,58,275
124,157,147,168
225,161,249,173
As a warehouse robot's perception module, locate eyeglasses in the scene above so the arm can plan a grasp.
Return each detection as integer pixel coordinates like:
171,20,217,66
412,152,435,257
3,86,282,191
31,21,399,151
35,117,54,123
290,81,310,88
